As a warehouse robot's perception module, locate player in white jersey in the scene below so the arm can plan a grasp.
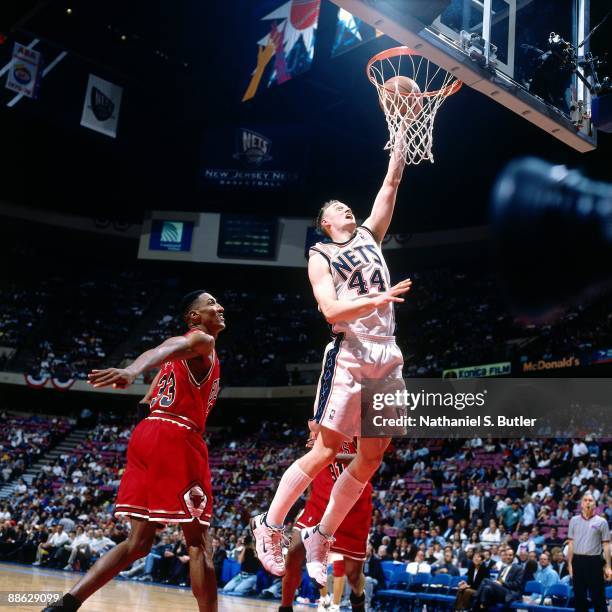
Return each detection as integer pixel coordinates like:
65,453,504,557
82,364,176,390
252,140,411,588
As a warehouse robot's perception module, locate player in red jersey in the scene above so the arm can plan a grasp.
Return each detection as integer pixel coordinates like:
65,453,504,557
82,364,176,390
43,290,224,612
279,437,372,612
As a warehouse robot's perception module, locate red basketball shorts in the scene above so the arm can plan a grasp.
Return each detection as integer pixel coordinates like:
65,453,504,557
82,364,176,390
115,417,213,525
295,491,372,560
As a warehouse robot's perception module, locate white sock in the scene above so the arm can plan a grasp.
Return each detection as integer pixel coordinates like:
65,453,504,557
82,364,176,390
267,462,313,527
320,468,366,536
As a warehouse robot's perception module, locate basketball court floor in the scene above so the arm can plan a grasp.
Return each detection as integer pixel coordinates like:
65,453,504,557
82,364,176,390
0,563,313,611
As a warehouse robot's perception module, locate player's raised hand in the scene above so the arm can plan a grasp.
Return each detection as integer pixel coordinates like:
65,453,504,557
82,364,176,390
88,368,136,389
373,278,412,307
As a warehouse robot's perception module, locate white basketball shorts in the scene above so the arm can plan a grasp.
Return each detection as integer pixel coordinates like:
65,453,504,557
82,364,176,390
310,332,405,440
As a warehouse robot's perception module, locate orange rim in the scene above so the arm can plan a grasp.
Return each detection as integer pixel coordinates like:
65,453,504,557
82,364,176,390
367,46,462,99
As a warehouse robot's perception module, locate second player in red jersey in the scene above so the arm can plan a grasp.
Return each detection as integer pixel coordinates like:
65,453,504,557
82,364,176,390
44,290,224,612
279,438,373,612
295,439,372,561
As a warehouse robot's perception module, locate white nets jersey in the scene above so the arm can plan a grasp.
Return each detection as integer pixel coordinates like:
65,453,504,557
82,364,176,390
309,225,395,337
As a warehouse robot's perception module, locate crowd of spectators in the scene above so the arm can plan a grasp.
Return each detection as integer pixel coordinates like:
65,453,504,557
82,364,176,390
22,273,161,381
0,413,71,484
2,267,611,386
0,410,610,606
121,289,325,386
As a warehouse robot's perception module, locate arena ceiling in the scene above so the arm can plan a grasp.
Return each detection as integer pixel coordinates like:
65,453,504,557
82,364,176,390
0,0,610,231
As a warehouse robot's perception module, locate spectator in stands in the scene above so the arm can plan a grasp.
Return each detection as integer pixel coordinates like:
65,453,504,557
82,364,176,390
516,531,535,557
222,535,261,594
502,501,522,532
361,543,386,607
471,547,524,609
163,532,190,586
32,524,70,566
433,547,459,576
520,496,536,528
406,549,432,574
464,532,481,553
454,550,489,611
550,547,570,580
137,534,172,582
544,527,562,549
480,518,501,549
572,439,589,463
534,551,559,589
211,536,227,585
88,528,116,568
61,526,93,571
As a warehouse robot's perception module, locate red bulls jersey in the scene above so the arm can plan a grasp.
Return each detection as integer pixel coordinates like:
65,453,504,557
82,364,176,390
311,440,373,504
149,339,220,433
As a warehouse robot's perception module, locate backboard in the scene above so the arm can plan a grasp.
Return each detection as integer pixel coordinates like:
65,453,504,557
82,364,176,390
330,0,596,152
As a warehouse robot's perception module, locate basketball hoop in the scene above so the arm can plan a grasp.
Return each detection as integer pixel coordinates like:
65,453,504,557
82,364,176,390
367,46,462,165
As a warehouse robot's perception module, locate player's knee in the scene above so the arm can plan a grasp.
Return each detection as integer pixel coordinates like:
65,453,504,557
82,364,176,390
317,444,338,464
125,536,153,560
332,559,345,578
345,567,362,589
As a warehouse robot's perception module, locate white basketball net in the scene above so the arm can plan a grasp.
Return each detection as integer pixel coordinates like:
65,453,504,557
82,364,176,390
368,47,462,165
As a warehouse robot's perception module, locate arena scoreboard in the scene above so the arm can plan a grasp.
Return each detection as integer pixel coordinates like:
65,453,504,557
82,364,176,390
217,214,278,259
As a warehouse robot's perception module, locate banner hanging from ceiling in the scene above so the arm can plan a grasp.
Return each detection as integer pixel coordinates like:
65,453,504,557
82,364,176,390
242,0,321,102
80,74,123,138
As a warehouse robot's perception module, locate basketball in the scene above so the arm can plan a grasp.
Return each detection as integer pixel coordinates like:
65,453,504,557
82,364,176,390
379,75,423,121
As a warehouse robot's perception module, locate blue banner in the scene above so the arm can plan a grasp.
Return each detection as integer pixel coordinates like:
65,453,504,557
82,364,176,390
201,124,304,191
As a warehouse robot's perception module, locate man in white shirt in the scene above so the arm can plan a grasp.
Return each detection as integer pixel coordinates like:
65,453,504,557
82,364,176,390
63,526,93,571
572,440,588,460
406,550,432,575
89,529,116,558
33,525,71,566
531,484,551,503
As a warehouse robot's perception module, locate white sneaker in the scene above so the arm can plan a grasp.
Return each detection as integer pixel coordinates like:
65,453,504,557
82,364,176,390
301,525,334,587
317,593,331,611
328,605,340,612
250,513,286,576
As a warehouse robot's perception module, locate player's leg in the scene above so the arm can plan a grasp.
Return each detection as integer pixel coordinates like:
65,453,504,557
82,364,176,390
303,437,389,586
331,559,346,610
181,519,217,612
252,426,344,576
269,426,345,525
343,558,366,612
43,517,158,611
321,436,390,536
279,529,305,611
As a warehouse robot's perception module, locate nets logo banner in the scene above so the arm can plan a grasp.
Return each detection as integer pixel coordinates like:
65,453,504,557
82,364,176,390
6,43,43,99
80,74,123,138
202,124,303,191
331,8,383,57
242,0,321,102
443,362,511,379
149,220,194,252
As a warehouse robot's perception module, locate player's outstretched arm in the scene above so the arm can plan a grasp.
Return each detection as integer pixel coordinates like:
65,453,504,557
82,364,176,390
309,254,411,324
88,331,214,389
363,139,406,243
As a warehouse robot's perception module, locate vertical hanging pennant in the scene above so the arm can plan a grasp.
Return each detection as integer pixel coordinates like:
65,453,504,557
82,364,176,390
6,42,43,99
80,74,123,138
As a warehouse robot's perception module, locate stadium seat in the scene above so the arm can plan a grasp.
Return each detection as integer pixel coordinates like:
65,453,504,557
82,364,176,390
524,579,545,603
220,558,240,584
545,583,571,607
